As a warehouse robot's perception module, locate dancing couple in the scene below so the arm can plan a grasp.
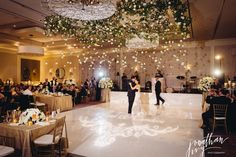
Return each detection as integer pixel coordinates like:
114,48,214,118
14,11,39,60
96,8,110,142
127,76,141,114
127,75,165,114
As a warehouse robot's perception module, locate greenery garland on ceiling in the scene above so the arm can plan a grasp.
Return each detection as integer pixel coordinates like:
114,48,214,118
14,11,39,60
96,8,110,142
44,0,191,46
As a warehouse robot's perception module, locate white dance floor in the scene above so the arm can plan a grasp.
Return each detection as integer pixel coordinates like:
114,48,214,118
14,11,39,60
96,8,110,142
60,92,203,157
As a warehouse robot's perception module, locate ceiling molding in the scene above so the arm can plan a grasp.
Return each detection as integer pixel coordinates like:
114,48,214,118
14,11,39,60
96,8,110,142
9,0,48,17
0,0,45,26
206,38,236,46
0,47,17,54
0,32,43,46
212,0,226,39
0,20,37,29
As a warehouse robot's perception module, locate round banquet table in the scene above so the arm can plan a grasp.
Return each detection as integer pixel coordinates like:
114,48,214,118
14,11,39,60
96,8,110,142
0,122,55,157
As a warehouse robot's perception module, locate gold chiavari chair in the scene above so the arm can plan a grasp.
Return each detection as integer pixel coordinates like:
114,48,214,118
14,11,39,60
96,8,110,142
33,116,66,157
212,104,228,134
0,135,15,157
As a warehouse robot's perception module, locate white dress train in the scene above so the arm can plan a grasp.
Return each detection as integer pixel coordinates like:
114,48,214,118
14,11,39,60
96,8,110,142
134,88,142,114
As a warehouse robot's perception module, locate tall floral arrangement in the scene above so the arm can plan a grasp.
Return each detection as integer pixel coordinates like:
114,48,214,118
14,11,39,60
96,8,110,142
19,108,46,125
99,77,113,89
198,76,214,92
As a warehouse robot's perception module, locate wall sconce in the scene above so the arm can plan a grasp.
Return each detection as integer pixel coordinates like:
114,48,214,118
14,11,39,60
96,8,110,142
186,64,191,70
215,54,222,69
69,68,73,75
215,55,221,60
49,69,53,75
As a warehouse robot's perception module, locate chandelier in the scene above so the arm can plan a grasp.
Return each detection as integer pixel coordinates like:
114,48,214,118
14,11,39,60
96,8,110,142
42,0,116,21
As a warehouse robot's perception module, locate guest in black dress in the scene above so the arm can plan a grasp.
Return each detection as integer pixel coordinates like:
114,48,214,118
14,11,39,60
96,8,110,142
202,89,231,129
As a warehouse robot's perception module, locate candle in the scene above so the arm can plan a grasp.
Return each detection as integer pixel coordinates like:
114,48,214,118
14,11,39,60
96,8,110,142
51,111,56,118
28,121,33,126
12,110,16,120
46,116,49,122
13,119,17,123
57,109,60,114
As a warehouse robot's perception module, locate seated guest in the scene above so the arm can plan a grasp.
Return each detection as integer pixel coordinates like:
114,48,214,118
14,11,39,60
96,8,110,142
5,79,11,86
61,85,69,94
43,78,51,88
0,79,4,87
0,92,4,101
202,89,232,129
56,83,63,92
68,79,75,85
10,87,20,103
84,79,89,89
0,93,5,115
211,79,222,91
81,85,87,97
3,86,11,103
22,86,33,95
50,77,58,86
10,87,18,96
15,86,22,96
51,85,57,93
41,86,49,94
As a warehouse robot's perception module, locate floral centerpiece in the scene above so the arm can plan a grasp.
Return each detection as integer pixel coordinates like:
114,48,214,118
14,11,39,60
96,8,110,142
198,76,215,92
98,77,113,89
19,108,46,125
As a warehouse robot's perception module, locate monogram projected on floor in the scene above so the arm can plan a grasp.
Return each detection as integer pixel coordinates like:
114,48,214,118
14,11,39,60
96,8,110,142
79,112,179,147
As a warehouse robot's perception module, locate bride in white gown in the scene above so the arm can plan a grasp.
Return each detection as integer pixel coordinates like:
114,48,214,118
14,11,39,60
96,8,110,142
129,79,141,114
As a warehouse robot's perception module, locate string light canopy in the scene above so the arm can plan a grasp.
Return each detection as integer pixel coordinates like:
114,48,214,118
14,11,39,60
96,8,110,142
43,0,191,47
42,0,116,21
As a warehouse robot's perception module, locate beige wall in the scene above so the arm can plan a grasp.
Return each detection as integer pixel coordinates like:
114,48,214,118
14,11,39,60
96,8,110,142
214,45,236,79
79,39,236,88
0,38,236,85
43,55,81,83
0,52,43,84
0,52,17,82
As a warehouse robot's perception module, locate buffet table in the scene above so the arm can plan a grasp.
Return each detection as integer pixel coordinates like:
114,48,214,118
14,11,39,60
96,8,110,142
0,122,55,157
36,94,73,112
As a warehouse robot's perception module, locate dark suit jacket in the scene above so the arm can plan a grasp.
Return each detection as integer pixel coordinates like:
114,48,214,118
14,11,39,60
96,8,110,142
127,81,136,97
155,80,161,93
206,95,232,113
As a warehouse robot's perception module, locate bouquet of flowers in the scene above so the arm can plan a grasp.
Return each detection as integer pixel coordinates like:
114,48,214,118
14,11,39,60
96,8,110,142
198,76,215,92
98,77,113,89
19,108,46,125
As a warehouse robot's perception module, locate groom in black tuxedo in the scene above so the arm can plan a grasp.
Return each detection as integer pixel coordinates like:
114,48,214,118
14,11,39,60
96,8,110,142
127,76,136,114
155,75,165,105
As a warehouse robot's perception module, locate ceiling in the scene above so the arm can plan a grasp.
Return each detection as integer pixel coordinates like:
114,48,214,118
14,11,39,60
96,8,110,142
0,0,236,55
